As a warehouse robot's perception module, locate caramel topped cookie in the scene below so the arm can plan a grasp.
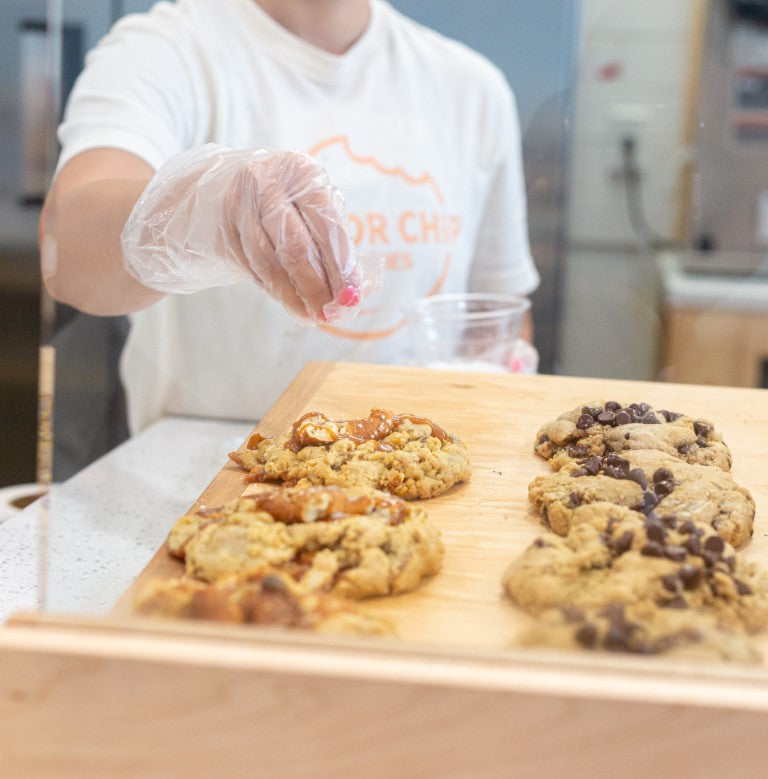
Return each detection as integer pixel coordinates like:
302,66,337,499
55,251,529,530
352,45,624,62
135,570,393,636
502,503,768,632
230,408,471,500
534,400,732,471
528,450,755,546
171,485,444,599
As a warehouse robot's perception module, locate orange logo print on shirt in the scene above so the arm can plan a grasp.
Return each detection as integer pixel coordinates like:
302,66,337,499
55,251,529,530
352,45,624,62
307,135,462,340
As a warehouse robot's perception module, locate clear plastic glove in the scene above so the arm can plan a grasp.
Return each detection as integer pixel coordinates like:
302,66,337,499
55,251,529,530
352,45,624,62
121,143,374,323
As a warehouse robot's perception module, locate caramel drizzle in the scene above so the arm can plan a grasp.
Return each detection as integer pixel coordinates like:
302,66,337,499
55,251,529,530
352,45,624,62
277,408,452,453
245,485,410,526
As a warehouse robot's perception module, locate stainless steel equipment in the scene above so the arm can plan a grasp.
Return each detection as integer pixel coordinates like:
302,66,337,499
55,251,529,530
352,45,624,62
685,0,768,274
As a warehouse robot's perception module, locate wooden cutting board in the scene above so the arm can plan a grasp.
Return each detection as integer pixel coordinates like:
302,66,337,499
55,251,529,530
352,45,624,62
114,361,768,656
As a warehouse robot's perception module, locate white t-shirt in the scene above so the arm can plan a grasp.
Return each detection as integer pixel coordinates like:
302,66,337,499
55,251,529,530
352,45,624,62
57,0,540,431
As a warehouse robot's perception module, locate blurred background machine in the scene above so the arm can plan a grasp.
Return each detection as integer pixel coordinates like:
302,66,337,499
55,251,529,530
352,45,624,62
685,0,768,274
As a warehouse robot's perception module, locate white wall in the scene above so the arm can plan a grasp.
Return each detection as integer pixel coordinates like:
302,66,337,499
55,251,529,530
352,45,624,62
558,0,700,380
567,0,699,247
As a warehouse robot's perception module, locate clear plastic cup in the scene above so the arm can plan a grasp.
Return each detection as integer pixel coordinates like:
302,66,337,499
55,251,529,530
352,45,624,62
408,292,531,373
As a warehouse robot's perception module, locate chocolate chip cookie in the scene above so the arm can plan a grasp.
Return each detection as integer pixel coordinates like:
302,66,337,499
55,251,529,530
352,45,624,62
172,484,445,599
517,602,761,663
502,504,768,631
534,401,732,471
230,408,472,500
528,450,755,547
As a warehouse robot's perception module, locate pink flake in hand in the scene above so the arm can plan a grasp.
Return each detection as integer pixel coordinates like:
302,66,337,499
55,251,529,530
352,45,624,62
338,284,360,307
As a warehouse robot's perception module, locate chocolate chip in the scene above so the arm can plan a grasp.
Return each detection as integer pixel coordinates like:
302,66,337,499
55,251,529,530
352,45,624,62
261,574,287,592
664,596,689,609
578,455,602,475
642,412,661,424
582,406,602,418
701,550,721,567
610,530,634,555
679,520,700,535
641,541,664,557
644,518,666,543
677,443,693,454
603,626,633,652
627,468,648,489
696,436,708,447
605,401,622,412
678,564,702,589
576,413,595,430
567,444,589,457
630,402,651,416
652,468,674,484
660,515,678,529
660,409,682,422
575,623,598,648
654,479,675,497
604,452,629,469
725,555,737,572
661,573,681,593
537,434,550,445
693,421,712,438
567,492,582,508
734,579,753,596
665,545,688,562
533,538,551,548
703,535,725,554
683,536,702,555
614,410,633,425
597,410,616,424
639,491,659,514
604,466,628,480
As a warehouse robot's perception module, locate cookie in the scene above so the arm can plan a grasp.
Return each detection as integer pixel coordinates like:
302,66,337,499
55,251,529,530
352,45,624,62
502,503,768,632
528,450,755,546
517,602,761,664
173,484,445,599
167,484,412,559
229,408,471,500
534,400,732,471
135,570,393,636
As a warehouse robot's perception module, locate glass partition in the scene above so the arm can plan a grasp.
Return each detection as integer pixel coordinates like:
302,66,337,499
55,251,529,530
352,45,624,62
0,0,765,622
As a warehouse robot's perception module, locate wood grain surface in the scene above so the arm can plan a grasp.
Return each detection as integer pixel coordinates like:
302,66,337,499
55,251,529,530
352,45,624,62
6,361,768,775
115,361,768,658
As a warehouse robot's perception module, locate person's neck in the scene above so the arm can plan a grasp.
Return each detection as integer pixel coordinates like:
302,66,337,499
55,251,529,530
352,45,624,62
254,0,371,55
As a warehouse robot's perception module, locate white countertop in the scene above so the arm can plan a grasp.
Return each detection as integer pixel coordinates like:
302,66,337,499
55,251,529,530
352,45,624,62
658,252,768,312
0,416,253,623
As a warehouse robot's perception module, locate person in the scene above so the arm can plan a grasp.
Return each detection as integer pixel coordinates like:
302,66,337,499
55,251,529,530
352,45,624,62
40,0,540,443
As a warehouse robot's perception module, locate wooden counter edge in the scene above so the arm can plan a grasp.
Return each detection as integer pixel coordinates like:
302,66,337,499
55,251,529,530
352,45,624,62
5,610,768,711
3,612,768,775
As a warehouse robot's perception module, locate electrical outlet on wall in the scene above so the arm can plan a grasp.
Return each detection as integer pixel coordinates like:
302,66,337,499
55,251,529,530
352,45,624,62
607,102,651,181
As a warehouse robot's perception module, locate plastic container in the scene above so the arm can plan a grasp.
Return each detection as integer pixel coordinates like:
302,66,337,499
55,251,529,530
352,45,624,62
408,292,532,373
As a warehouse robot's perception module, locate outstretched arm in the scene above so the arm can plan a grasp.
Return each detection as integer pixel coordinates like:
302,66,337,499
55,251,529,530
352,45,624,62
40,148,161,316
40,144,361,322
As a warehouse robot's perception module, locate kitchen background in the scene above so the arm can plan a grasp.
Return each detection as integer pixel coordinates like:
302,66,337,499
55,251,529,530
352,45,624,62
1,0,767,488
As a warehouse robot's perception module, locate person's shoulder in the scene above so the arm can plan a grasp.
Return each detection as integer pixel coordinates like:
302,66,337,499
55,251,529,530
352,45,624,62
380,2,509,92
104,0,225,47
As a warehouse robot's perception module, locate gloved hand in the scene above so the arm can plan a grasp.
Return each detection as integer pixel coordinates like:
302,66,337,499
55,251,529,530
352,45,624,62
121,143,364,323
